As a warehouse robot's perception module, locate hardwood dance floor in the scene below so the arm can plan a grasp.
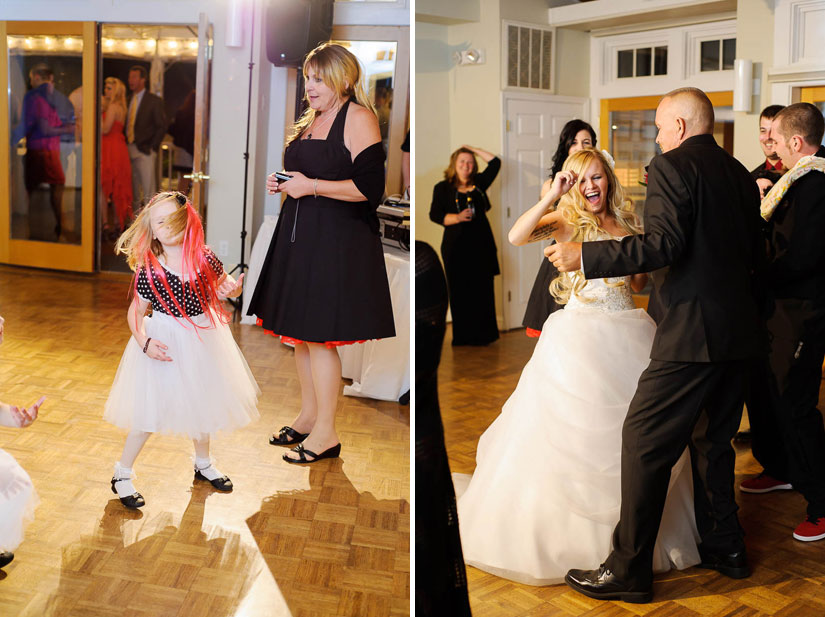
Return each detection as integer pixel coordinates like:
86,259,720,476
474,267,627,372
439,326,825,617
0,265,409,617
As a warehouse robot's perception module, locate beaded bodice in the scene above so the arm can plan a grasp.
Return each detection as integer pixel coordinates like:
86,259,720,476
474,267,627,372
565,274,636,313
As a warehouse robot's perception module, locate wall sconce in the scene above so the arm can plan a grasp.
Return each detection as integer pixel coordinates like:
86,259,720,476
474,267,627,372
733,58,753,112
454,48,486,66
226,0,244,48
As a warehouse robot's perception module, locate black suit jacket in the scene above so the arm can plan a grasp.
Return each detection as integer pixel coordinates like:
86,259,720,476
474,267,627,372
582,134,764,362
128,90,166,155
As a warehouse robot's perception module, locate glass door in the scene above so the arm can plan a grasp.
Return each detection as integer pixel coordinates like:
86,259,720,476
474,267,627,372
330,25,409,197
600,91,733,219
0,21,96,271
800,86,825,145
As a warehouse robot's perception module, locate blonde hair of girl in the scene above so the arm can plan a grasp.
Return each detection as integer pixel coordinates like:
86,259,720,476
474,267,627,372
115,191,228,330
103,77,127,113
286,42,376,146
549,148,642,305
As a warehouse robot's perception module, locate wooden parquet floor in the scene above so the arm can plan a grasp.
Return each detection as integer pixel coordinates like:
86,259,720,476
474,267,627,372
0,265,409,617
438,325,825,617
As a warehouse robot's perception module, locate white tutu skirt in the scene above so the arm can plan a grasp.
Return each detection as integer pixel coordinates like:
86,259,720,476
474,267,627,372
104,311,260,439
454,306,700,586
0,448,38,552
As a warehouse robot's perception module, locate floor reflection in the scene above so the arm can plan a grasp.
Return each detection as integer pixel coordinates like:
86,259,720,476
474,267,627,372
44,485,259,616
247,461,410,617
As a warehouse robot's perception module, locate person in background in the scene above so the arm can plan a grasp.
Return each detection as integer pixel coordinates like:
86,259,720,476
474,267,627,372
522,120,597,337
100,77,133,236
126,65,166,210
751,104,788,198
742,103,825,542
248,43,395,464
429,145,501,346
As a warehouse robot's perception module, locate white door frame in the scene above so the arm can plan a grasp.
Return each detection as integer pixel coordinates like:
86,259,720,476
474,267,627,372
500,91,589,330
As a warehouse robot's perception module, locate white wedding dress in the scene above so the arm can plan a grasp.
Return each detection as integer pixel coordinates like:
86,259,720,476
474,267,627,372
454,270,700,586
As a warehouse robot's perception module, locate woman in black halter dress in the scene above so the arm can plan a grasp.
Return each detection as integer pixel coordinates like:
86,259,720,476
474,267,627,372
247,43,395,464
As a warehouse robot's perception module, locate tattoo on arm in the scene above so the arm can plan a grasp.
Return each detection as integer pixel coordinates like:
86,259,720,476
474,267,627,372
528,222,558,243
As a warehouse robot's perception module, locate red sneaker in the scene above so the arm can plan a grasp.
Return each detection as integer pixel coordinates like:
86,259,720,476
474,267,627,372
739,473,793,494
793,516,825,542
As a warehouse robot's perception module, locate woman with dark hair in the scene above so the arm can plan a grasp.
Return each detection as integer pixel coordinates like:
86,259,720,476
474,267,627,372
522,120,596,337
429,145,501,346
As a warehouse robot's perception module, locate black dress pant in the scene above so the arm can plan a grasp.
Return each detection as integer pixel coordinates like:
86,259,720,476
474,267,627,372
765,299,825,517
745,353,790,481
604,359,748,587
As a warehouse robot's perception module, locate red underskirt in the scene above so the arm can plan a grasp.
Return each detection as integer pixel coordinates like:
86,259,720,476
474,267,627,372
526,328,541,338
255,318,367,348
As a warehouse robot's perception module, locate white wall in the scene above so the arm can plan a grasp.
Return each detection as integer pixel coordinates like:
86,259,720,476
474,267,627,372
732,0,775,171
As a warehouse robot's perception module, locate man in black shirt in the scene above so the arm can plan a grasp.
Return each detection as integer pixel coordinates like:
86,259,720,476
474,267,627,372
751,104,787,198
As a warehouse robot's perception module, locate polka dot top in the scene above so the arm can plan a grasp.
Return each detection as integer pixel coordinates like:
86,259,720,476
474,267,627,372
136,248,224,317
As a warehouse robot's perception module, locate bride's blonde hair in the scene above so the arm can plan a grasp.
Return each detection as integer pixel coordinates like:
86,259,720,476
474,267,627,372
549,149,641,305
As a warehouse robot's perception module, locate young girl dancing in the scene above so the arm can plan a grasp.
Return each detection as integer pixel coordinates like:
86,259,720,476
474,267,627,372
0,313,46,569
104,191,260,508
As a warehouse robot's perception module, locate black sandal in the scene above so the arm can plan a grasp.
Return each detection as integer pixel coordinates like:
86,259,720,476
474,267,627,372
111,477,146,509
269,425,309,447
194,466,233,492
283,443,341,465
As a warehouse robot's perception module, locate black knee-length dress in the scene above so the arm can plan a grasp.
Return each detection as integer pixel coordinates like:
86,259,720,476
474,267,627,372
247,99,395,345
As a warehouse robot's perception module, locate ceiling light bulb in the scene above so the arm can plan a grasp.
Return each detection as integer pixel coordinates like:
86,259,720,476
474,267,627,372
188,40,198,50
168,40,179,49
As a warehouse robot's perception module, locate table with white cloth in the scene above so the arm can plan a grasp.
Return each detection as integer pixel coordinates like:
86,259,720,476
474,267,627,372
242,217,410,402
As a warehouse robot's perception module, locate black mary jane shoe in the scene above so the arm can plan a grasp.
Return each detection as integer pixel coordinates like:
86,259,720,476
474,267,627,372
0,552,14,569
564,564,652,604
110,477,146,509
283,442,341,465
194,467,233,492
269,425,310,447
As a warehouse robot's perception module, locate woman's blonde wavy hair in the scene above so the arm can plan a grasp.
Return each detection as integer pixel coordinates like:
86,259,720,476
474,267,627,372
286,42,376,146
549,148,642,305
103,77,127,113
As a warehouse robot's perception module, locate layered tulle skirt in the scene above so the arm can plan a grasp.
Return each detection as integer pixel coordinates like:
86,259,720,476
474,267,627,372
454,305,700,585
0,449,38,552
104,311,260,439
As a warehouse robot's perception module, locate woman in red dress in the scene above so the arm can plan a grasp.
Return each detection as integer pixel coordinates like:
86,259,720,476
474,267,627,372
100,77,133,236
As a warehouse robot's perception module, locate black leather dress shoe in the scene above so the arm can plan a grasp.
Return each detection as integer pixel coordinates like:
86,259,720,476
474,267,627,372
697,546,750,579
564,564,652,603
0,552,14,568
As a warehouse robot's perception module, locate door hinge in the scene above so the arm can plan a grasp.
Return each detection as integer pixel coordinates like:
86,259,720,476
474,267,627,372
508,291,511,302
507,207,510,217
506,119,511,132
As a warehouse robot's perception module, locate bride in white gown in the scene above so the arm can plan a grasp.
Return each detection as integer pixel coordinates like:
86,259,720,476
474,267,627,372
454,149,700,586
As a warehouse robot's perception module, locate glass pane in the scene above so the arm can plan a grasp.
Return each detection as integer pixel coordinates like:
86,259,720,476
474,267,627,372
617,49,633,78
818,103,825,146
713,106,735,154
608,109,657,220
722,38,736,70
99,24,200,273
8,34,81,244
701,39,720,72
636,47,652,77
654,46,668,75
337,40,397,156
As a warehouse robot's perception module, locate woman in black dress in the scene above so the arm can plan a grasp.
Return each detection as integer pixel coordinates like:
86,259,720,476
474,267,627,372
247,43,395,464
429,145,500,346
521,120,596,337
